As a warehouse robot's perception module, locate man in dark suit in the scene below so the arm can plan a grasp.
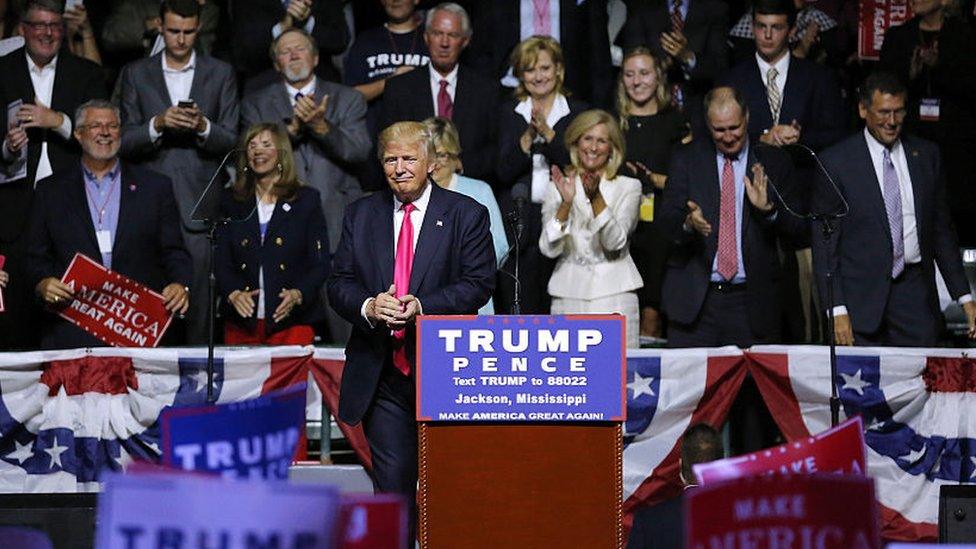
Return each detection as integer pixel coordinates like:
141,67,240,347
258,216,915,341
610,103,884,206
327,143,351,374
328,121,495,545
0,0,107,350
659,86,806,347
25,100,192,350
242,27,370,344
720,0,846,344
467,0,613,108
617,0,729,130
720,0,845,152
380,2,499,185
627,423,724,549
813,72,976,347
119,0,239,344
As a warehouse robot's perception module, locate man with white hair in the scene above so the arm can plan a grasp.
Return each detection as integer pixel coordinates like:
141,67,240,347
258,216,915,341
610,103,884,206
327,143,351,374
241,27,371,344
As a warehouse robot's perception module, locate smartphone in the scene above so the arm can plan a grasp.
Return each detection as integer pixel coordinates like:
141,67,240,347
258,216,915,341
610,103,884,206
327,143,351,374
65,0,83,10
177,100,196,109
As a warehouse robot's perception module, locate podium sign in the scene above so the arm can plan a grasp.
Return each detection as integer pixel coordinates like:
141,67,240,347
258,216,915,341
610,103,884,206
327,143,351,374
416,315,626,422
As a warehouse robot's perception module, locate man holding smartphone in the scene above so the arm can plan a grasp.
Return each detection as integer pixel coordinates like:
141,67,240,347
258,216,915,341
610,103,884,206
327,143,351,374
118,0,239,344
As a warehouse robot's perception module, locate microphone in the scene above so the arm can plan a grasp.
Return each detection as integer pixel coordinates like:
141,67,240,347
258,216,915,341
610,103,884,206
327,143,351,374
780,143,849,221
510,183,529,239
190,148,243,224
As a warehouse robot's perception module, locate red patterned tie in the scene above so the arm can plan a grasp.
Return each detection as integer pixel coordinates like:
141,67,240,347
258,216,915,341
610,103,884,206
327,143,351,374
392,202,416,375
437,79,453,119
716,156,738,281
671,0,685,32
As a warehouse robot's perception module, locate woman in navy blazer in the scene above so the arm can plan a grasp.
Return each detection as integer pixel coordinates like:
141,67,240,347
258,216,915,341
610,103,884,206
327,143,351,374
216,123,330,345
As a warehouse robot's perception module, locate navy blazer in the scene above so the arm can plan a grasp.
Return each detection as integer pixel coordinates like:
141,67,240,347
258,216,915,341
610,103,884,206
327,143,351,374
658,140,808,336
720,55,846,151
0,48,107,243
380,65,500,185
216,186,331,335
812,132,969,334
328,183,496,425
25,163,192,349
496,96,588,190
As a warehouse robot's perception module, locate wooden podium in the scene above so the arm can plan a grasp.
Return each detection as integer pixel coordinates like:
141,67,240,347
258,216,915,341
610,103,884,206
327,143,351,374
415,315,626,548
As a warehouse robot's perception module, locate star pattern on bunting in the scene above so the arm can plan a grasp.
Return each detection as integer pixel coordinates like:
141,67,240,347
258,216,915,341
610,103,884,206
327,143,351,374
7,439,35,464
44,437,68,469
840,369,871,396
900,446,925,465
190,369,221,393
628,372,656,399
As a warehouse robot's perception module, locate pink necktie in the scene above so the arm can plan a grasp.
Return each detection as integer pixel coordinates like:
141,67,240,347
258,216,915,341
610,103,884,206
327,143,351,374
532,0,552,36
392,202,416,375
716,156,738,281
437,79,453,120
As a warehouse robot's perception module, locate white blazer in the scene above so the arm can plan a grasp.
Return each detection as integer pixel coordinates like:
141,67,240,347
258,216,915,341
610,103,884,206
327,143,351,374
539,173,644,300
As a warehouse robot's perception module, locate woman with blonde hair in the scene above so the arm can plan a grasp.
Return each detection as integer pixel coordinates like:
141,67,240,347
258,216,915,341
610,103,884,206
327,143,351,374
540,109,643,348
215,122,330,345
497,35,589,313
617,47,692,342
423,116,508,314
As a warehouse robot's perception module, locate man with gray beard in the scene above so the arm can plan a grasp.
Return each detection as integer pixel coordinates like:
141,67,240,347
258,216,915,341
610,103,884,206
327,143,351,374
25,100,192,349
241,27,370,344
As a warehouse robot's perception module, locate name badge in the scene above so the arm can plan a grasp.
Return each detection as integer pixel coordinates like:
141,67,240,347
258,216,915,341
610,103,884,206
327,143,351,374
919,98,940,122
639,193,655,222
96,229,113,254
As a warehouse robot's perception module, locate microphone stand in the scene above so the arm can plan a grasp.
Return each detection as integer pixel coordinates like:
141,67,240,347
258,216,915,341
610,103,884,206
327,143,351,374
510,209,523,315
774,143,849,427
189,149,252,403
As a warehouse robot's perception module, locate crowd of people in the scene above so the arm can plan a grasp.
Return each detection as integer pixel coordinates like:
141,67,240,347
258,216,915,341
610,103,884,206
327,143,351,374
2,0,975,352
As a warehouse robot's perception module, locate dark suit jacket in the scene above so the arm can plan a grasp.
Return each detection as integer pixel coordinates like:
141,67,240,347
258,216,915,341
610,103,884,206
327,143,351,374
659,140,807,336
811,132,969,334
25,163,192,349
0,48,107,243
119,52,240,228
720,55,846,151
467,0,613,108
496,96,588,190
229,0,348,83
328,183,496,425
380,65,499,185
617,0,729,118
216,186,330,334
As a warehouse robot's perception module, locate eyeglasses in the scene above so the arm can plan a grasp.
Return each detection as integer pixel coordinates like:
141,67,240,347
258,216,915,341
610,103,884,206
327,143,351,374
22,20,63,33
80,123,121,133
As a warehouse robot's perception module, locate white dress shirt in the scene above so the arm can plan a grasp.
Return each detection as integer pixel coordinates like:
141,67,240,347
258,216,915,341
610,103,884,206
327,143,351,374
514,93,571,203
539,173,644,300
149,51,211,142
23,53,72,183
285,79,316,105
428,64,458,116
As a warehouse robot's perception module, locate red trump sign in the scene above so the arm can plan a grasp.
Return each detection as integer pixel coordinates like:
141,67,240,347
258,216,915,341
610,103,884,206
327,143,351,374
59,253,173,347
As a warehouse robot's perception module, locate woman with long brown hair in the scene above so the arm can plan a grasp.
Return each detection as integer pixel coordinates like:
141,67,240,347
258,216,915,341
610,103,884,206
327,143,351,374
215,122,330,345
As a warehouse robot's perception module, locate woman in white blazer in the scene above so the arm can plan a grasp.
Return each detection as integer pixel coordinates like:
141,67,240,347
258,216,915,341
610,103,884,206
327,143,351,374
539,109,643,348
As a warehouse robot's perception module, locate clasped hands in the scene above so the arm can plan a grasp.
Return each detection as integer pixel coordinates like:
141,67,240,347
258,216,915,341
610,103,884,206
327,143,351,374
684,163,773,237
519,103,555,153
760,119,802,147
5,100,64,155
367,284,420,329
229,288,302,323
287,95,329,136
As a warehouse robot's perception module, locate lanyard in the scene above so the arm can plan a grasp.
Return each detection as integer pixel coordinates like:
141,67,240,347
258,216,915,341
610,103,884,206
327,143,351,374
84,174,118,229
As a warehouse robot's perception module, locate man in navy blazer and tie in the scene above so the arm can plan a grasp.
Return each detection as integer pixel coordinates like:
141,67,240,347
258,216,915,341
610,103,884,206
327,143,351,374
26,100,192,350
659,86,806,348
328,121,495,545
813,72,976,346
379,3,499,185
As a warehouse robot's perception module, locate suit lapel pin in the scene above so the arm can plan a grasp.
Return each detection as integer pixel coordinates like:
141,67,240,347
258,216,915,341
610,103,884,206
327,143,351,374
283,203,291,212
129,184,136,191
436,220,443,227
911,150,919,157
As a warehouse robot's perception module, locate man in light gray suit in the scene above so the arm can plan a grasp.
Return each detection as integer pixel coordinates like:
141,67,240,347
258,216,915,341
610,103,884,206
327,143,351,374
241,26,371,344
119,0,239,344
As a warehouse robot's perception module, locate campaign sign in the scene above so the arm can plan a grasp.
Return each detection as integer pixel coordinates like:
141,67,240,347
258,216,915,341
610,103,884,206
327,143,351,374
694,416,866,484
336,494,407,549
416,315,626,422
161,383,306,480
685,474,880,549
95,472,341,549
858,0,912,60
58,253,173,347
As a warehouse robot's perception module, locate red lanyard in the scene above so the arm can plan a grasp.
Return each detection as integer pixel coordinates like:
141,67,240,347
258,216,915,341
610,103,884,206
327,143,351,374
84,174,118,229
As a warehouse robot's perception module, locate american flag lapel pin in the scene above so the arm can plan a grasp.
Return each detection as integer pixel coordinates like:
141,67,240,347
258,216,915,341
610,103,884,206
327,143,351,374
436,220,443,227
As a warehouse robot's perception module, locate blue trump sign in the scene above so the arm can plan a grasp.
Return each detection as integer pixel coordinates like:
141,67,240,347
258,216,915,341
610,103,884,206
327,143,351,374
416,315,626,422
160,383,306,479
